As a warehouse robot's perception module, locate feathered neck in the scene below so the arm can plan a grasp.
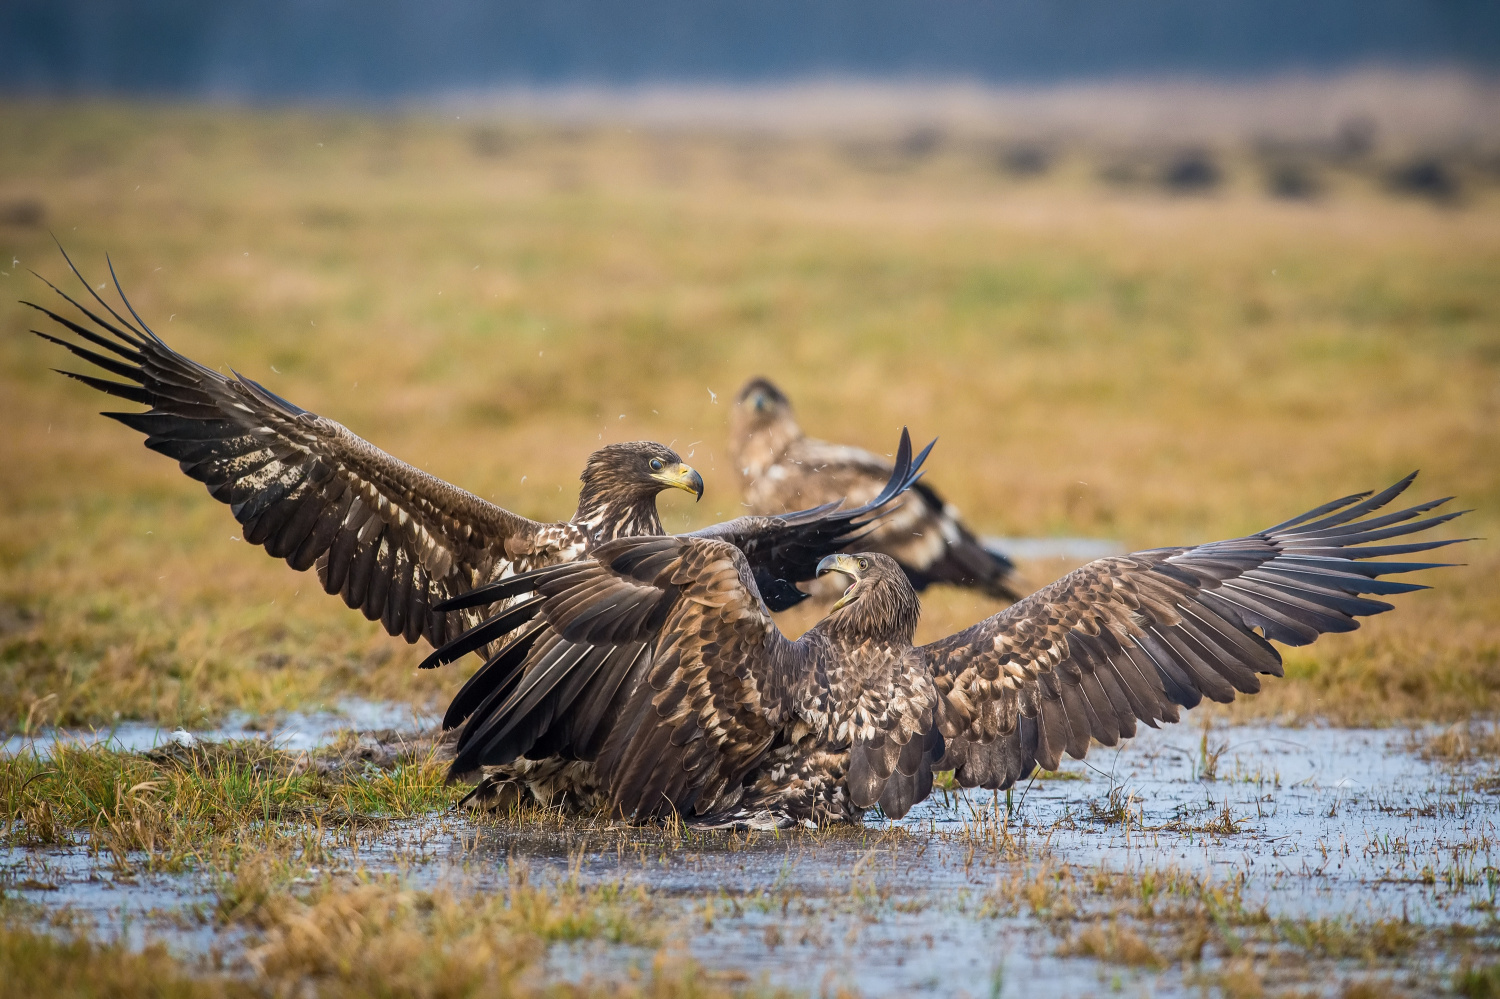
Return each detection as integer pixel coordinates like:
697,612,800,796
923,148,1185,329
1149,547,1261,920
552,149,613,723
572,475,666,543
816,577,921,649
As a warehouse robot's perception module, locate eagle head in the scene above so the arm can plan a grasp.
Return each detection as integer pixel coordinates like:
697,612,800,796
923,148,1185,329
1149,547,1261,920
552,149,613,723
736,377,791,417
816,552,920,645
729,377,800,475
579,441,704,502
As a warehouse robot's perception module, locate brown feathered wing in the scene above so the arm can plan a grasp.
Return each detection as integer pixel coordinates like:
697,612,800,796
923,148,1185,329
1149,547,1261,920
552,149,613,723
28,255,573,648
924,474,1468,789
472,535,807,820
428,430,932,781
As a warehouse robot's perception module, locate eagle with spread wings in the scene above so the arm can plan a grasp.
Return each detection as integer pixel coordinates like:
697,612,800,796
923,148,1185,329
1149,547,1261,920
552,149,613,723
418,429,930,810
730,377,1021,602
441,473,1466,827
26,253,929,663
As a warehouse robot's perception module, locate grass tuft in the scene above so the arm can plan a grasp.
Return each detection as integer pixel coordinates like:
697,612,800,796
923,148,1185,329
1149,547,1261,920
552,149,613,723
1,737,459,871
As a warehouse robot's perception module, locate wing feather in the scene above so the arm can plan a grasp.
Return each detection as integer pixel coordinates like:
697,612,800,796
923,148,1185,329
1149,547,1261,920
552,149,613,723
734,424,1020,602
443,536,809,820
924,476,1467,790
29,254,573,648
690,429,933,611
429,439,937,780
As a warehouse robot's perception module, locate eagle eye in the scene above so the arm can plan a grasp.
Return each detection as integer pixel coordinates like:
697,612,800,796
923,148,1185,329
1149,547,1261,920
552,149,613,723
649,458,664,471
857,557,869,571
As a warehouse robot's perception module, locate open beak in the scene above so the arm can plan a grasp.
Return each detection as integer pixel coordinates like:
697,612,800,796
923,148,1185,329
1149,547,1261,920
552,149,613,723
817,553,861,609
653,462,704,502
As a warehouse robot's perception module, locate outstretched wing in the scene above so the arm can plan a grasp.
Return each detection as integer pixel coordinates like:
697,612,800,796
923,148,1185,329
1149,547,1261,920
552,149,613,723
28,253,574,648
446,536,809,821
689,428,934,610
924,475,1468,790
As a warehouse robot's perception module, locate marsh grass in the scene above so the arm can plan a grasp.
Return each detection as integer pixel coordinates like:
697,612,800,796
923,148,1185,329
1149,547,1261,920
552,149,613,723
0,736,788,997
1056,920,1167,969
1459,963,1500,999
0,878,777,999
218,864,677,994
1034,863,1494,994
1,736,459,871
1,738,1496,996
0,923,242,999
0,101,1496,733
1415,723,1500,766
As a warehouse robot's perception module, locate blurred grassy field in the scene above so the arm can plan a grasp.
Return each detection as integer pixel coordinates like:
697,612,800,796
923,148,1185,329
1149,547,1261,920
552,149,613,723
0,101,1495,732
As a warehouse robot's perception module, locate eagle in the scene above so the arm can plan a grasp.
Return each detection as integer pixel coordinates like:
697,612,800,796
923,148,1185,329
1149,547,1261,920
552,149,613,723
417,429,930,810
439,473,1466,827
730,377,1021,602
25,254,929,661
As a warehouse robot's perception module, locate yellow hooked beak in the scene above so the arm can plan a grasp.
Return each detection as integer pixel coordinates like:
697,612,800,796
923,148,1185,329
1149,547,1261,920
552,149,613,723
652,462,704,502
817,553,863,609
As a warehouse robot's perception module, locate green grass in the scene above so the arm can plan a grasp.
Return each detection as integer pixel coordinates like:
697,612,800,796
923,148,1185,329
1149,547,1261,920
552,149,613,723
0,101,1496,731
1,738,458,872
3,736,1496,997
0,736,791,997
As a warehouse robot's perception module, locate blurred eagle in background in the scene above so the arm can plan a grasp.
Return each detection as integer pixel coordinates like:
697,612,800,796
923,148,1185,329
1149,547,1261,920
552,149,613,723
729,377,1021,602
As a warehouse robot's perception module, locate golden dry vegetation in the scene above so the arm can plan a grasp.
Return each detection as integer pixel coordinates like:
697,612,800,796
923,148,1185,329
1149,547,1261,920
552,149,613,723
1,866,775,999
0,101,1496,732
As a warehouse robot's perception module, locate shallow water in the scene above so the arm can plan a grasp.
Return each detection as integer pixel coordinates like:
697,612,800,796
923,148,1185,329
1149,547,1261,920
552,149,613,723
471,723,1499,995
5,722,1496,997
1,698,437,757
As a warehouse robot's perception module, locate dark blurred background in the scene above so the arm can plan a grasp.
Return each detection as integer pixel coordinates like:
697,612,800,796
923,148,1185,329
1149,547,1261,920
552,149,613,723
4,0,1498,98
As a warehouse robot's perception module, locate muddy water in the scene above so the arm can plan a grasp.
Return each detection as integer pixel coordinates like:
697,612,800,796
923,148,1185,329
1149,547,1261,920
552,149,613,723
5,722,1496,997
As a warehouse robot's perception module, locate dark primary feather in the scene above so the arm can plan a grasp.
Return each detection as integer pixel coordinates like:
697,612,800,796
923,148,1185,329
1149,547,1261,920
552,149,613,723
437,428,932,620
927,476,1469,789
729,376,1021,602
895,480,1019,598
28,251,593,649
688,429,934,610
447,539,941,826
446,536,807,816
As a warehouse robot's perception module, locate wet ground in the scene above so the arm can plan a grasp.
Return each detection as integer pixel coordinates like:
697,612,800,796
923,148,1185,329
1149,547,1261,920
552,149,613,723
5,717,1497,997
0,699,439,757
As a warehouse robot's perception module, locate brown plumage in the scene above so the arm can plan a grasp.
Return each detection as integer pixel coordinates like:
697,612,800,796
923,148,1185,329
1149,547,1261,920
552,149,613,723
466,473,1466,827
729,377,1021,602
426,431,932,812
26,251,710,650
458,542,941,826
925,473,1469,792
